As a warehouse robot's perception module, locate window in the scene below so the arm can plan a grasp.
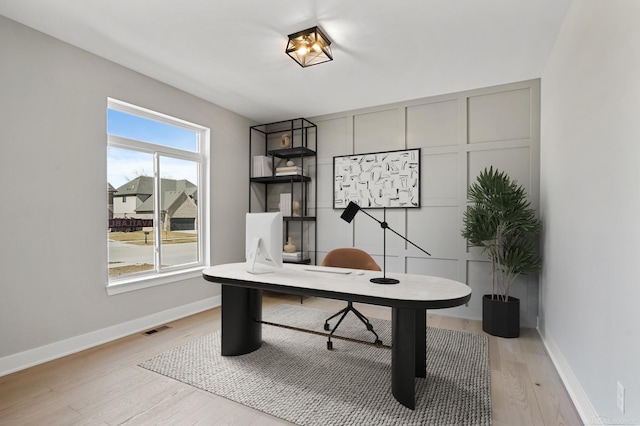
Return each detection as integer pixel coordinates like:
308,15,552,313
107,98,209,294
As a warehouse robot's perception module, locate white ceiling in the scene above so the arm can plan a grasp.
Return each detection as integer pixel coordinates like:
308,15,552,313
0,0,572,123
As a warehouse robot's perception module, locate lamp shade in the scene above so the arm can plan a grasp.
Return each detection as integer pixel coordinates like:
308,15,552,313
286,26,333,67
340,201,361,223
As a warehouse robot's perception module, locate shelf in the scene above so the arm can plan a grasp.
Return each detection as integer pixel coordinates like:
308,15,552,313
250,175,311,184
250,117,317,268
283,258,312,265
250,118,316,135
268,146,316,158
283,216,316,222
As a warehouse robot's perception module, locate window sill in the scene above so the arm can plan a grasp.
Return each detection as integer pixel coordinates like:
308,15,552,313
107,266,207,296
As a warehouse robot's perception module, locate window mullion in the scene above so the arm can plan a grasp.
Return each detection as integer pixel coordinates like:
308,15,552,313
195,161,203,264
153,152,162,273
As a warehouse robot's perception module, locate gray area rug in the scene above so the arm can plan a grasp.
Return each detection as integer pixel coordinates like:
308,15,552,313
139,304,491,425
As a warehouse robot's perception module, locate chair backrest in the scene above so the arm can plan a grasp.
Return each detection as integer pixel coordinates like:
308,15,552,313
321,248,381,271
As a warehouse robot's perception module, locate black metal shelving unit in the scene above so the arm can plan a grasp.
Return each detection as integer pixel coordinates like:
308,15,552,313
249,118,317,265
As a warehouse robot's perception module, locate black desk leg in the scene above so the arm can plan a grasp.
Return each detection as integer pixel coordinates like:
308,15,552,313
416,309,426,378
221,285,262,356
392,307,416,409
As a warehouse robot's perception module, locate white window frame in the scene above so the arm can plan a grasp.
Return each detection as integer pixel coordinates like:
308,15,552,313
106,98,210,295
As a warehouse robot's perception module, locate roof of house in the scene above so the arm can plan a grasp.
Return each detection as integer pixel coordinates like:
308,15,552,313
137,190,189,213
114,176,196,197
114,176,154,196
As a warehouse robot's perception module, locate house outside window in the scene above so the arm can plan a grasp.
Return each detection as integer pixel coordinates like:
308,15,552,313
106,98,209,293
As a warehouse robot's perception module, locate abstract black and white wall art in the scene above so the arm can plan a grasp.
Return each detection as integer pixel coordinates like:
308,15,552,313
333,148,421,209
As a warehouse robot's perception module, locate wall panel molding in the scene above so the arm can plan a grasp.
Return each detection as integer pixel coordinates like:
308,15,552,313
312,79,540,326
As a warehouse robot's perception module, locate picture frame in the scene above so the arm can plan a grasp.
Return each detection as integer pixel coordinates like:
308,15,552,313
333,148,421,209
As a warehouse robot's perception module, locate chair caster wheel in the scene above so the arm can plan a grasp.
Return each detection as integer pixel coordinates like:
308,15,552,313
327,341,333,350
366,323,374,331
324,323,330,331
375,339,383,346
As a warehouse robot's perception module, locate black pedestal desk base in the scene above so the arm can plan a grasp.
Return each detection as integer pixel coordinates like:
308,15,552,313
221,285,427,410
221,285,262,356
392,306,426,409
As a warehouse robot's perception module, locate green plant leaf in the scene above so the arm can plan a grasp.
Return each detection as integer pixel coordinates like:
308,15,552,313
461,166,541,298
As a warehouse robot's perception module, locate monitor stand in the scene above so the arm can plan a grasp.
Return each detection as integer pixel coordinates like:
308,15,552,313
245,237,275,274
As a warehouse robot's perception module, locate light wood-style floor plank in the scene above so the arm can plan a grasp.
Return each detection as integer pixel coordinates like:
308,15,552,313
0,293,582,425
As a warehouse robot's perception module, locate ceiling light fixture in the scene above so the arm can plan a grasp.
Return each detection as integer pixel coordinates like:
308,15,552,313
285,26,333,68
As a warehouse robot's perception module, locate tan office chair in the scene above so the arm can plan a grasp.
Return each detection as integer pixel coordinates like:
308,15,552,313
322,248,383,350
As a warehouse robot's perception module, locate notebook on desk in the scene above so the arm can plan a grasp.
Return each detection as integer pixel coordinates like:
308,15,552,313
303,265,352,274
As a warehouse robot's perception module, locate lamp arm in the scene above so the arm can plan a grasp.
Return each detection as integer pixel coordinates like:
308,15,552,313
357,208,383,225
383,225,431,256
357,209,431,256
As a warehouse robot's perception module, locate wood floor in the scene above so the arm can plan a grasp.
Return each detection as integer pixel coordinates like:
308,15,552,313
0,293,582,425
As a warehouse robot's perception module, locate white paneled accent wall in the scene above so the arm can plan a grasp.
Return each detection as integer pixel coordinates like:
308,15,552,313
311,80,540,326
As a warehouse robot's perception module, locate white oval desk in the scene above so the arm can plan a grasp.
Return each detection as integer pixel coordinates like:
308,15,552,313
203,262,472,410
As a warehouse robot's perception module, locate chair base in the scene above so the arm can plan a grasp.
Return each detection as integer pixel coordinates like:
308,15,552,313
324,301,382,349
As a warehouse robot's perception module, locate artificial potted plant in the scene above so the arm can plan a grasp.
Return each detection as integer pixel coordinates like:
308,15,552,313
461,166,541,338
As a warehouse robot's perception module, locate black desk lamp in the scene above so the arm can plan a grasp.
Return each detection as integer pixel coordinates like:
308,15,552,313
340,201,431,285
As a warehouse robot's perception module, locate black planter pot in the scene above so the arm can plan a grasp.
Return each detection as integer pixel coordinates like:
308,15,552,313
482,294,520,338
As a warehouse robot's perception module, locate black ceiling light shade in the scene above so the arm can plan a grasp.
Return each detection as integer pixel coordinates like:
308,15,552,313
285,26,333,67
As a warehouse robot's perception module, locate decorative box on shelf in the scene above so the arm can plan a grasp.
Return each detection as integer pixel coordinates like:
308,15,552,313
280,193,292,216
252,155,273,177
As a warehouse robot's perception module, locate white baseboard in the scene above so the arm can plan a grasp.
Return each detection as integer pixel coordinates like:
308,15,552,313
537,326,600,425
0,296,221,377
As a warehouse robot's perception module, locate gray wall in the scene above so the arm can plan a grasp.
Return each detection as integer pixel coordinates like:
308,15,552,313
0,16,250,369
540,0,640,423
311,79,541,327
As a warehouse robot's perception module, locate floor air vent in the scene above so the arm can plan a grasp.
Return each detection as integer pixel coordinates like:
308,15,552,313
142,325,170,335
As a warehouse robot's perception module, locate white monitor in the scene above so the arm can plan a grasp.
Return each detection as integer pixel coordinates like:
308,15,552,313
245,212,283,274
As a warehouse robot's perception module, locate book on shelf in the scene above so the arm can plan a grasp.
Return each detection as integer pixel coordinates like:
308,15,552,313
275,166,306,176
252,155,272,177
276,172,306,176
276,165,302,172
282,251,305,261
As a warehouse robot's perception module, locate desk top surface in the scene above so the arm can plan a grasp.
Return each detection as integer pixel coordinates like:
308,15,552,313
203,263,472,309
